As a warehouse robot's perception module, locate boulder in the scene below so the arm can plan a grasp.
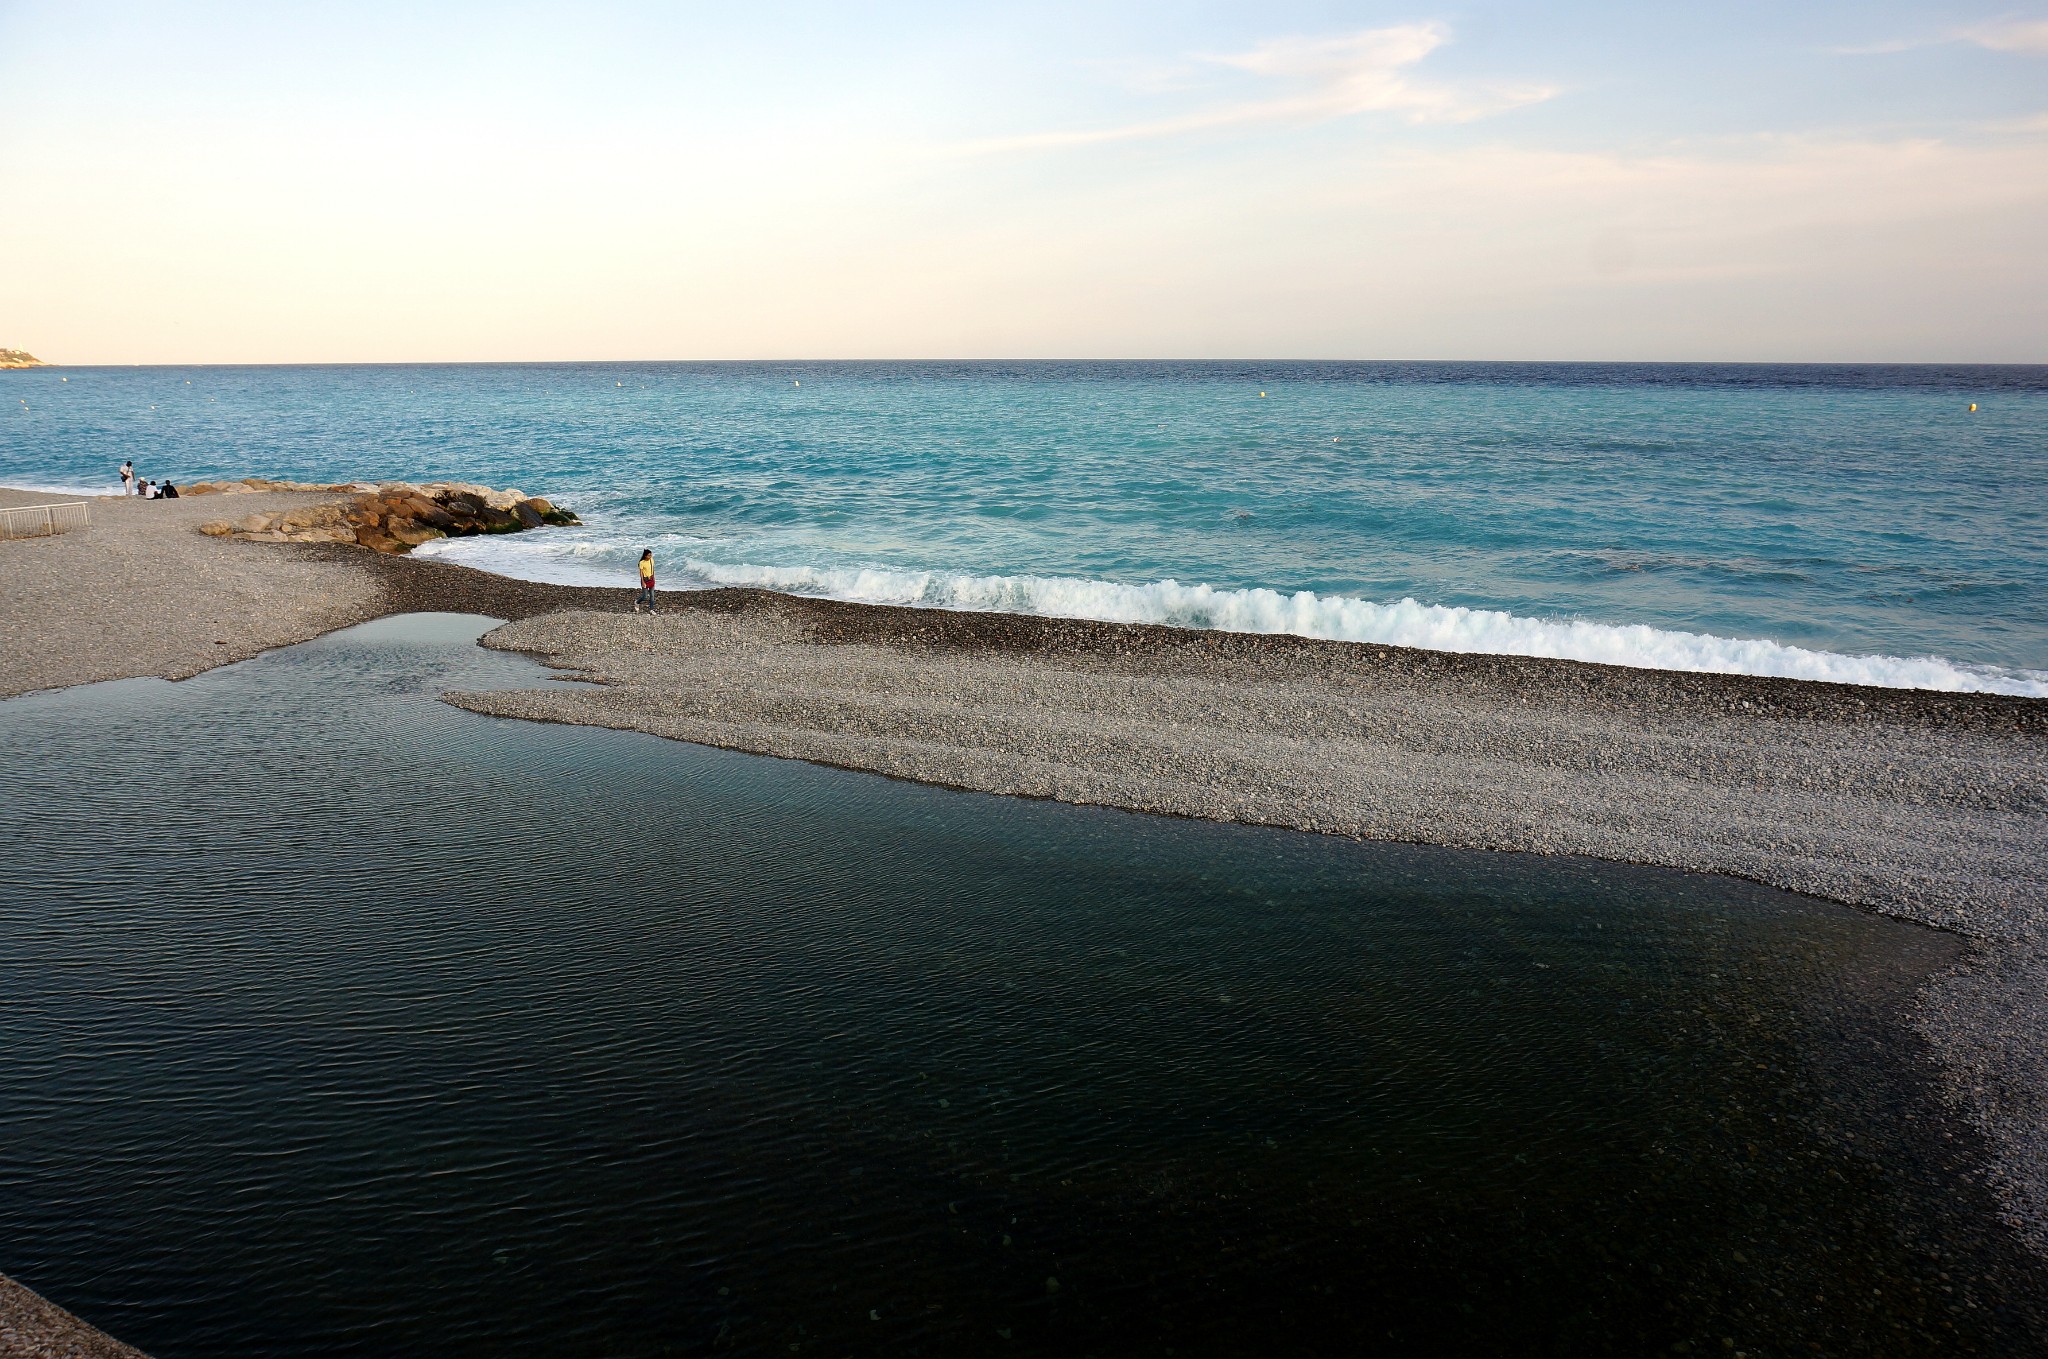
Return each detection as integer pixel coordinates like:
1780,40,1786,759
279,505,344,530
172,474,577,553
385,520,444,548
401,496,454,527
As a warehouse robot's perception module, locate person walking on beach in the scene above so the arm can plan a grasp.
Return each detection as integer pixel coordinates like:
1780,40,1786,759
635,549,657,614
119,460,133,495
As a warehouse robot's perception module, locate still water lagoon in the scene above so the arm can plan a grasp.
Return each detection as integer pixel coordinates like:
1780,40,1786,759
1,616,2043,1355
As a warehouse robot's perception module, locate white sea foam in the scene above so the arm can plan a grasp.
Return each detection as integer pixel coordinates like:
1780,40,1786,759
416,535,2048,697
0,479,126,499
411,531,629,587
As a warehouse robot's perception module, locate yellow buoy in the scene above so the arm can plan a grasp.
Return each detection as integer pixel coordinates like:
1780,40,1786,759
1969,403,1978,412
1259,391,1267,398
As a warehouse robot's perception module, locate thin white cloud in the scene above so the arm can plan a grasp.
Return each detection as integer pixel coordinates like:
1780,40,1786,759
1834,16,2048,56
960,23,1555,155
1961,17,2048,52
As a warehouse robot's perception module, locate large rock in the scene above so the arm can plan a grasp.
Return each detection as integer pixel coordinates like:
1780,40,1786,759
278,504,344,530
384,520,444,548
400,496,453,528
195,475,577,555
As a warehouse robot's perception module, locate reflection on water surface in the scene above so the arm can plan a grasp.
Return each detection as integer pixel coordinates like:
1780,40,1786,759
0,614,2041,1356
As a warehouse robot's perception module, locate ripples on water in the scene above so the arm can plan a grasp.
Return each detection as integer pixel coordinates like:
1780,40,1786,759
1,615,2044,1356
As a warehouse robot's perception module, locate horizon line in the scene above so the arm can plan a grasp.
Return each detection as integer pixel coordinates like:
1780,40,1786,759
10,356,2048,369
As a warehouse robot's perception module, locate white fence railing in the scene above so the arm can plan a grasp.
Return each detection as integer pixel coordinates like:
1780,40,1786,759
0,501,90,541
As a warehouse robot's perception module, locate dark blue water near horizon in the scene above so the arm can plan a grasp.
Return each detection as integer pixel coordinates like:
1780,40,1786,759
2,614,2045,1356
5,360,2046,689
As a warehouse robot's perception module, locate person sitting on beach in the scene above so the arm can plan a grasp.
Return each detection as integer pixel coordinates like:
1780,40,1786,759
635,550,657,614
119,460,134,495
160,481,179,499
140,480,155,499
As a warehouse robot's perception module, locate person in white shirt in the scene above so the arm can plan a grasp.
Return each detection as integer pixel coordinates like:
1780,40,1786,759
120,461,134,495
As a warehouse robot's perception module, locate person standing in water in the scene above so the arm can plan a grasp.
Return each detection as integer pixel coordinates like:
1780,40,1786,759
635,549,657,614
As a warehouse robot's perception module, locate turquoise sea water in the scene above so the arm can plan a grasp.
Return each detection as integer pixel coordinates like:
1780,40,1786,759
5,361,2044,691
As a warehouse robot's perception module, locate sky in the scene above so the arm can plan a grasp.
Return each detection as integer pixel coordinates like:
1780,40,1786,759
1,1,2045,363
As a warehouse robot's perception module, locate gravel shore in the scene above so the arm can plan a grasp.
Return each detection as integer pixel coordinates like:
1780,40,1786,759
5,486,2045,1276
0,1274,148,1359
0,488,385,698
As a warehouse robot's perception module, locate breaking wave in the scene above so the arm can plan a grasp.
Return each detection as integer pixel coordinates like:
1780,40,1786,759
416,534,2048,696
675,558,2047,695
1,479,126,499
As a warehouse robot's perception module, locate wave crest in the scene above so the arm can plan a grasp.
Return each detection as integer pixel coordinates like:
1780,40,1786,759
681,558,2047,697
413,536,2048,696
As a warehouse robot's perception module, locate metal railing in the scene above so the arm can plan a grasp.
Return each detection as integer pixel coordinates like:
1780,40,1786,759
0,500,90,540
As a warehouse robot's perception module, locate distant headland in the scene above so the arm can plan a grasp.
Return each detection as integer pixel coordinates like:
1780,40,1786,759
0,349,47,368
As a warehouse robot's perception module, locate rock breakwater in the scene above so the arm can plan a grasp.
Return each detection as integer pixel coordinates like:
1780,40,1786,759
194,479,578,555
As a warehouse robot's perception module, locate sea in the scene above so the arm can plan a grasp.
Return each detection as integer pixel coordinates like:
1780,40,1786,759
4,360,2045,692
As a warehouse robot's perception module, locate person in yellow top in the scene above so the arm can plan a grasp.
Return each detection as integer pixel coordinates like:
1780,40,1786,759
634,549,657,614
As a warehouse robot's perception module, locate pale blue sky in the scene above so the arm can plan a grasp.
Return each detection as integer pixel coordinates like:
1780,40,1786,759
3,2,2044,361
